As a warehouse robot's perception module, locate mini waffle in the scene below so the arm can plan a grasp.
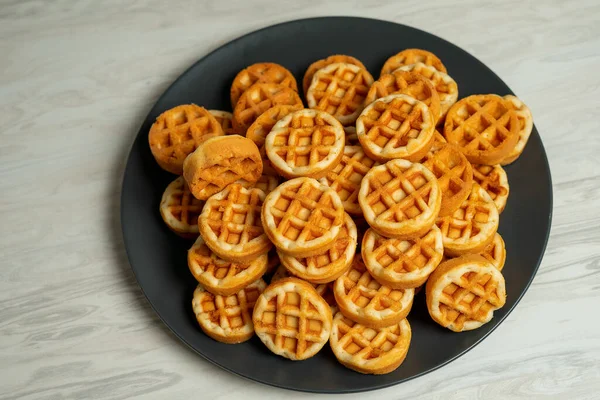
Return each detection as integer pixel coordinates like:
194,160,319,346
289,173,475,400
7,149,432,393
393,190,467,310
183,135,262,200
253,277,333,360
262,177,345,257
265,109,346,179
187,236,268,296
306,62,374,126
209,110,237,135
192,279,266,343
422,143,474,217
199,183,272,263
334,257,414,328
303,54,366,95
246,104,303,175
319,146,378,215
330,312,411,374
232,83,303,135
472,163,509,213
149,104,223,174
426,254,506,332
435,183,500,257
278,213,357,284
359,159,441,239
501,95,533,165
366,70,441,124
361,225,444,289
356,94,435,162
380,48,447,76
230,62,298,108
159,176,204,238
444,94,520,165
480,232,506,271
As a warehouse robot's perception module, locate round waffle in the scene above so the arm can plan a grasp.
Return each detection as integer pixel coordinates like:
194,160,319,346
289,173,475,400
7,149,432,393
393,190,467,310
232,83,303,135
306,62,374,126
319,146,379,215
444,94,520,165
435,183,500,257
359,159,442,239
481,232,506,271
149,104,224,175
426,254,506,332
422,143,474,217
366,70,441,124
472,163,509,213
334,257,414,328
187,236,268,296
343,126,360,145
208,110,237,135
192,279,266,344
380,48,447,76
396,63,458,119
303,54,366,95
246,104,303,176
270,265,337,312
159,176,204,238
265,109,346,179
230,62,298,108
183,135,262,200
278,213,357,284
262,177,345,257
356,94,435,162
501,95,533,165
329,312,411,375
253,277,333,360
199,183,272,263
361,225,444,289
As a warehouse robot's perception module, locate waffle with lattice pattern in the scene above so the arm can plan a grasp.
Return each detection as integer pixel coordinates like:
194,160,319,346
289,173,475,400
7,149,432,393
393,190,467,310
159,176,203,238
472,163,509,213
380,48,447,76
209,110,237,135
500,95,533,165
303,54,366,94
230,63,297,108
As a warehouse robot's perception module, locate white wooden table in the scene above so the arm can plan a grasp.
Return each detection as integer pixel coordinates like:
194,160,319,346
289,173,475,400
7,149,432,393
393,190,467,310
1,1,599,399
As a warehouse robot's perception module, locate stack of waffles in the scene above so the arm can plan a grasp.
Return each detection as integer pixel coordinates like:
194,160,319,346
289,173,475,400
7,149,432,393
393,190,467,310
149,49,533,375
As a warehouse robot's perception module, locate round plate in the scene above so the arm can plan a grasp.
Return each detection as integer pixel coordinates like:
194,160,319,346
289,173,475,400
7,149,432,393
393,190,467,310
121,17,552,393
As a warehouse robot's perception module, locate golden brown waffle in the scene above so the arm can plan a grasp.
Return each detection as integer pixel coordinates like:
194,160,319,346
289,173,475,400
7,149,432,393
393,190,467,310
366,70,442,123
306,62,374,126
480,232,506,271
356,94,435,162
426,254,506,332
187,236,268,296
246,104,303,176
253,277,333,360
329,312,411,374
501,95,533,165
396,63,458,119
472,163,509,213
422,143,474,217
381,49,447,76
192,279,266,343
343,126,360,145
232,83,303,135
265,109,345,179
444,94,520,165
262,177,345,256
208,110,237,135
270,265,336,311
199,183,272,263
149,104,224,175
247,174,279,196
230,63,298,108
435,183,499,257
183,135,262,200
361,225,444,289
278,214,357,284
319,146,378,215
159,176,203,238
359,159,441,239
303,54,366,95
334,257,414,328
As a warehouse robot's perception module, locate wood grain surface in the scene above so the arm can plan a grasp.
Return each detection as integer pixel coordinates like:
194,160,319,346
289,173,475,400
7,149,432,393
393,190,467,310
1,0,599,399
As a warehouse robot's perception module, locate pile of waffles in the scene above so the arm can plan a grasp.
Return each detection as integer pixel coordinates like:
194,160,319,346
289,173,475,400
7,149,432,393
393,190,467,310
150,49,533,375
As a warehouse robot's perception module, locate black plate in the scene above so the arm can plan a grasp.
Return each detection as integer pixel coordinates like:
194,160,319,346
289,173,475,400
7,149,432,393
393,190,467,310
121,17,552,393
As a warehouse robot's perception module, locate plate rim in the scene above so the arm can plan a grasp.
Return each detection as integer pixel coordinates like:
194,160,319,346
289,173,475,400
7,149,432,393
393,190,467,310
120,16,554,393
